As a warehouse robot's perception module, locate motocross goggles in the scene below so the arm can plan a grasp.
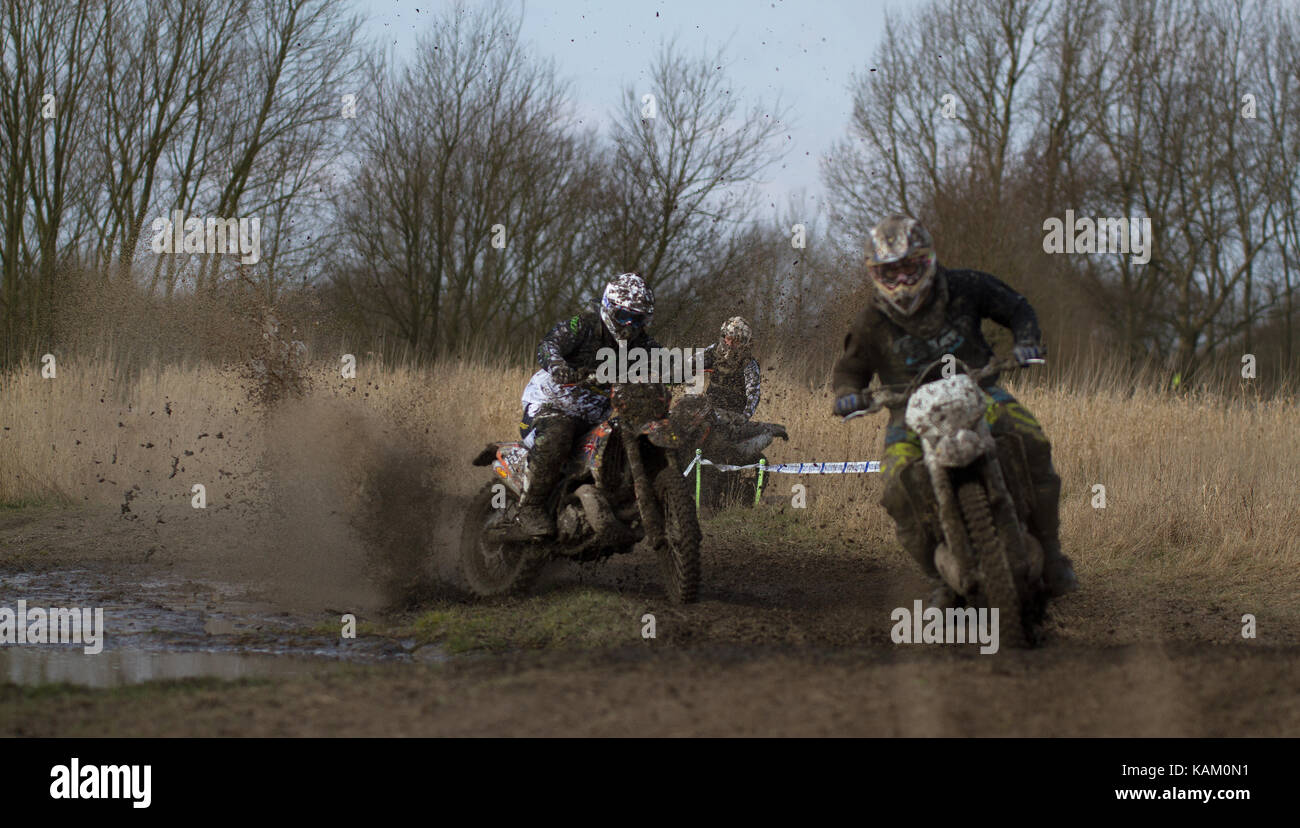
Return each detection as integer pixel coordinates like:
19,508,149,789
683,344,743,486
610,307,646,327
870,249,936,316
602,299,648,338
870,250,934,288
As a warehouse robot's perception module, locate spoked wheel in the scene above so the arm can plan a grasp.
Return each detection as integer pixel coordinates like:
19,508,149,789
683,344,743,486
956,478,1031,648
459,481,546,598
653,466,702,604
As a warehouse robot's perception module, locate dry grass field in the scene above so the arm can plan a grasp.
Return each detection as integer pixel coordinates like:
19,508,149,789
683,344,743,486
5,351,1298,588
3,348,1299,735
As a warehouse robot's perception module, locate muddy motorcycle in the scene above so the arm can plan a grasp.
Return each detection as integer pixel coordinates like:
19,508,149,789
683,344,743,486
463,380,701,603
668,394,788,508
844,355,1048,647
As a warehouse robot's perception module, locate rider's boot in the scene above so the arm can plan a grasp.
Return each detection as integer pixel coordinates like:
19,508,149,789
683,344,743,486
1030,474,1077,597
925,577,962,611
883,462,954,604
516,417,573,538
896,517,963,609
1041,539,1077,597
895,519,937,576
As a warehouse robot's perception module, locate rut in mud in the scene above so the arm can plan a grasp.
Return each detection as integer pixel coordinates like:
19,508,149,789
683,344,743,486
3,495,1297,736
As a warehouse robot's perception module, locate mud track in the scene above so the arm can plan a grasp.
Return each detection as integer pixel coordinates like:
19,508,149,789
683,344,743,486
2,503,1296,736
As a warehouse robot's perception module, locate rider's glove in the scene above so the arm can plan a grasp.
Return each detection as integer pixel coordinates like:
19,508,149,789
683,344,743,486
833,392,865,416
548,360,581,385
1013,341,1046,366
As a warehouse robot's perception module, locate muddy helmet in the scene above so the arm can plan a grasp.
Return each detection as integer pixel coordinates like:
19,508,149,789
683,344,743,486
717,316,752,361
867,215,938,316
720,316,752,347
601,272,654,340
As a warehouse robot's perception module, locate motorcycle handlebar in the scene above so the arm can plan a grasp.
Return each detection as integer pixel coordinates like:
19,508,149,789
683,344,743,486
558,372,608,393
842,354,1042,422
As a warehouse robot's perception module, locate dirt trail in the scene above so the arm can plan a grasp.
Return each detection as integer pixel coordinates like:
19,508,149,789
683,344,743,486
2,499,1295,736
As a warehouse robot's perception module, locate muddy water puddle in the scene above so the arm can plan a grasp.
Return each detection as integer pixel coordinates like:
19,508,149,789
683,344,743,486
0,569,442,687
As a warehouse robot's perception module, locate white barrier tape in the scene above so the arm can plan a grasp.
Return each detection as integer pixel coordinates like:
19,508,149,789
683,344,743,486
683,457,881,476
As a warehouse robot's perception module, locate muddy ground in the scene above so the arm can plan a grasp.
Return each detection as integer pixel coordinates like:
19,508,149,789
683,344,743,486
2,499,1296,737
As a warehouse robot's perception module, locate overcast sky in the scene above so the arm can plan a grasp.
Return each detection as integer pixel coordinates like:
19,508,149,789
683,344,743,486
358,0,894,213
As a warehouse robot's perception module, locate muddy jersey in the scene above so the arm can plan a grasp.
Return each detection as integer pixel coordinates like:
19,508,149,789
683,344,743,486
537,307,661,377
528,306,662,422
831,267,1041,426
522,367,618,426
698,345,761,419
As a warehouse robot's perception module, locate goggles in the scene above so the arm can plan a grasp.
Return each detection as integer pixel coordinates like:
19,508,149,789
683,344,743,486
608,307,646,328
872,253,932,288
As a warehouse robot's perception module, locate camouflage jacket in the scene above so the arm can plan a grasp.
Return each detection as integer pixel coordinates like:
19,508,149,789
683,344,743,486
697,345,761,420
831,267,1042,426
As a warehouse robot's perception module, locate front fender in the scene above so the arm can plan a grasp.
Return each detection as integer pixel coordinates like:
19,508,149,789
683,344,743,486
928,427,996,468
472,443,501,466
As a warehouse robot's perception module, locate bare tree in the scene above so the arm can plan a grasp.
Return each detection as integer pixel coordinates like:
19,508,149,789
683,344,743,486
93,0,247,281
823,0,1300,384
1079,0,1282,378
597,40,791,334
193,0,364,298
333,2,603,354
822,0,1052,249
0,0,108,356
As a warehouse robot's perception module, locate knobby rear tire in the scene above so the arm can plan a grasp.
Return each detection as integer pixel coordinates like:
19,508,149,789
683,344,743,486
459,481,546,598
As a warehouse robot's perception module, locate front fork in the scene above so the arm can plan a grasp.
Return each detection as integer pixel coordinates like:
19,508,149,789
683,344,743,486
623,432,665,545
923,425,1026,594
924,449,975,592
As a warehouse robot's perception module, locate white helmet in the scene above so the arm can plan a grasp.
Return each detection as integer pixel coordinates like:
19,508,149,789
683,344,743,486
600,273,654,340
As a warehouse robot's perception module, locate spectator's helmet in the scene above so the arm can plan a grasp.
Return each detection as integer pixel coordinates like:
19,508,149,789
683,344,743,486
601,273,654,340
867,215,937,316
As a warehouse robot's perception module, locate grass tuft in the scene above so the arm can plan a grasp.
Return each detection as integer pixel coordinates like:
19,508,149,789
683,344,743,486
413,588,643,654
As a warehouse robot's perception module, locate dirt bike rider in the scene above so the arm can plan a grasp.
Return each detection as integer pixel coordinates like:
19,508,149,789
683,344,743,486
693,316,762,427
515,272,661,538
831,215,1078,608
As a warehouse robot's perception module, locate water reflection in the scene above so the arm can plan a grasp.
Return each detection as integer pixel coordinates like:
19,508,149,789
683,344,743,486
1,647,323,688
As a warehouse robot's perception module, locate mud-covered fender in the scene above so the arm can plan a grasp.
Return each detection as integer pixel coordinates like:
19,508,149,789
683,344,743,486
472,442,528,495
928,427,996,468
638,418,679,448
472,443,501,466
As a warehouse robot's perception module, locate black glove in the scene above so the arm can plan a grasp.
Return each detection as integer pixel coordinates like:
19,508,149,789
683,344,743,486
1012,342,1046,365
548,360,581,385
833,392,865,416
